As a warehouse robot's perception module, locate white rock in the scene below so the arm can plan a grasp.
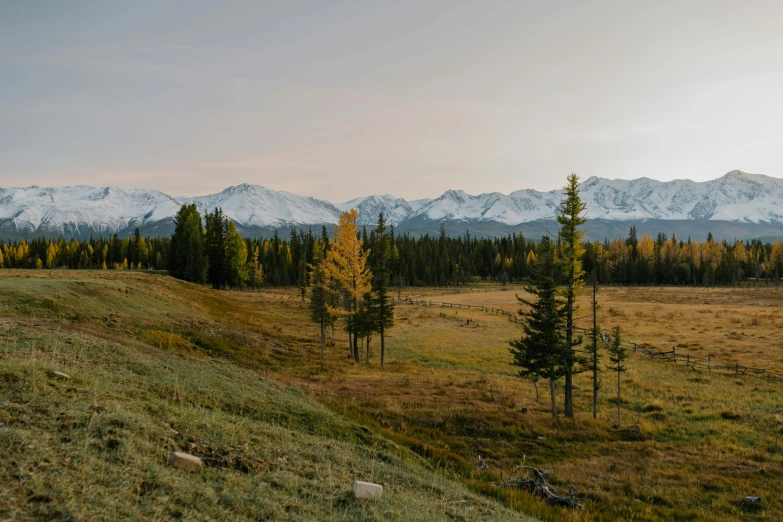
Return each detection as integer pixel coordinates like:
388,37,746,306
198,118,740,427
169,452,202,472
53,371,71,379
353,480,383,500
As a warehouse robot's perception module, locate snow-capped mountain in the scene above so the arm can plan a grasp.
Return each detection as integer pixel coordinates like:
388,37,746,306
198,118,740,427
0,185,180,235
336,195,414,225
180,184,341,228
2,171,783,238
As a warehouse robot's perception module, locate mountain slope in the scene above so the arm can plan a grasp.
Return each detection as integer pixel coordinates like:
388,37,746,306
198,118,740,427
1,171,783,239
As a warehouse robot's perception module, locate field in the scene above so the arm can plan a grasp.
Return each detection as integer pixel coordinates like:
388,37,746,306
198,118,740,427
2,271,782,521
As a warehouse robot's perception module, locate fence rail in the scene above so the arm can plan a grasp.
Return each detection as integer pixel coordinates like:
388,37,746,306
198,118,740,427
399,296,783,384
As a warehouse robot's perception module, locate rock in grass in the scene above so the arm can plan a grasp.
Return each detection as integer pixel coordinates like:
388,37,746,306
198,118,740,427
53,371,71,379
353,480,383,500
169,452,202,472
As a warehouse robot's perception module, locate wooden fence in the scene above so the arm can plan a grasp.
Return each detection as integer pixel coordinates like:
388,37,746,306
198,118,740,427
399,296,783,384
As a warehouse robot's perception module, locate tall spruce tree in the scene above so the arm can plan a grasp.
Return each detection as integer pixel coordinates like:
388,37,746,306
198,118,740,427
556,173,587,418
205,208,227,288
309,239,333,358
169,204,208,284
509,236,567,419
369,212,395,366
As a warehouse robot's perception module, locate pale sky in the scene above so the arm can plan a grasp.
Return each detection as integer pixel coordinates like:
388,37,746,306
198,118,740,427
2,1,783,201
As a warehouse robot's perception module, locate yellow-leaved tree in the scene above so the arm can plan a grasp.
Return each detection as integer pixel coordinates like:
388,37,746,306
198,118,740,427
324,209,372,363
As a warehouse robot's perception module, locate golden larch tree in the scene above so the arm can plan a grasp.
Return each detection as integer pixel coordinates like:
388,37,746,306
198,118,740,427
324,209,372,362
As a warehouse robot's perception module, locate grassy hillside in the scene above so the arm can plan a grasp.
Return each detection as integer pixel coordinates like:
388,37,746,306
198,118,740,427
0,271,531,521
4,271,782,521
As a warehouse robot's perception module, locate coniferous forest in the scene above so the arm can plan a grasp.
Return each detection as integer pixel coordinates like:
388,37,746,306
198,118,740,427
2,213,783,288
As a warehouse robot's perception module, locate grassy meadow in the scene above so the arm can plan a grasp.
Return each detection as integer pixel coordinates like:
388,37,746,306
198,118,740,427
1,271,782,521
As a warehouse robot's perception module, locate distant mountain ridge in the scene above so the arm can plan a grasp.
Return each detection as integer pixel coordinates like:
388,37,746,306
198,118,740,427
2,171,783,240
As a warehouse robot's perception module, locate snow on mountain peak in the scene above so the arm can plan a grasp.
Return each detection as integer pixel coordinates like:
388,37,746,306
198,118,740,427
2,171,783,237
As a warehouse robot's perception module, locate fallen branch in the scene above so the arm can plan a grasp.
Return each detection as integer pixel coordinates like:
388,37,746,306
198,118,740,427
501,466,584,510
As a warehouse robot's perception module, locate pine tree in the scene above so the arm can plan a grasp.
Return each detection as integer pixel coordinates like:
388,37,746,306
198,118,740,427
607,326,629,426
169,204,208,284
309,239,334,357
509,236,567,419
323,209,372,363
369,212,395,366
556,173,587,417
205,208,227,288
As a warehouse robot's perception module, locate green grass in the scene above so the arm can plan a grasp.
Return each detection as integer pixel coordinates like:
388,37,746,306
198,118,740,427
5,271,783,521
0,271,532,521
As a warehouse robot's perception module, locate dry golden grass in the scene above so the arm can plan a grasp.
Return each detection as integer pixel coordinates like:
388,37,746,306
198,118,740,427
2,272,783,521
438,284,783,373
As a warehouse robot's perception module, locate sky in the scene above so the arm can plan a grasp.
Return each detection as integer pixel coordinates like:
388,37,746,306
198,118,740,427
2,1,783,201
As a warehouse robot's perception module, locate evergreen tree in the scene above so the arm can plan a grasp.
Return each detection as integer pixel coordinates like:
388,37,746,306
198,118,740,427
556,173,587,417
509,236,567,419
368,212,395,366
309,239,334,358
205,208,227,288
169,204,208,284
607,326,629,426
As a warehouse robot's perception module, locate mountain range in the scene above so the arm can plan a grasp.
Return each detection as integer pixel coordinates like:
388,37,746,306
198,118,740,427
2,170,783,241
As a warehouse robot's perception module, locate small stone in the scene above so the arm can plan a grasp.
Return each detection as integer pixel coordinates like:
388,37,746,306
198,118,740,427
169,452,202,472
53,371,71,379
353,480,383,500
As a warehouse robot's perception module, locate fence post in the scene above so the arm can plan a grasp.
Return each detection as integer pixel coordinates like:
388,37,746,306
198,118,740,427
735,363,739,375
687,354,690,368
672,346,676,363
707,356,711,375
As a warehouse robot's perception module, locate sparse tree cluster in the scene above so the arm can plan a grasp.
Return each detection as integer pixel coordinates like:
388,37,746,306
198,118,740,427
306,210,396,365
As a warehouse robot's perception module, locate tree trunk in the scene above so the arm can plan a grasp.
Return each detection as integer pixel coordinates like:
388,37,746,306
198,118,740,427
564,266,575,418
352,298,360,363
616,370,621,426
366,336,371,363
320,319,325,358
592,273,598,420
380,324,385,366
533,379,539,401
549,379,558,419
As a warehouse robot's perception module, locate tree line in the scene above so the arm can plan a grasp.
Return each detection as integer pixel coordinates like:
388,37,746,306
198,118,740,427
3,214,783,290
